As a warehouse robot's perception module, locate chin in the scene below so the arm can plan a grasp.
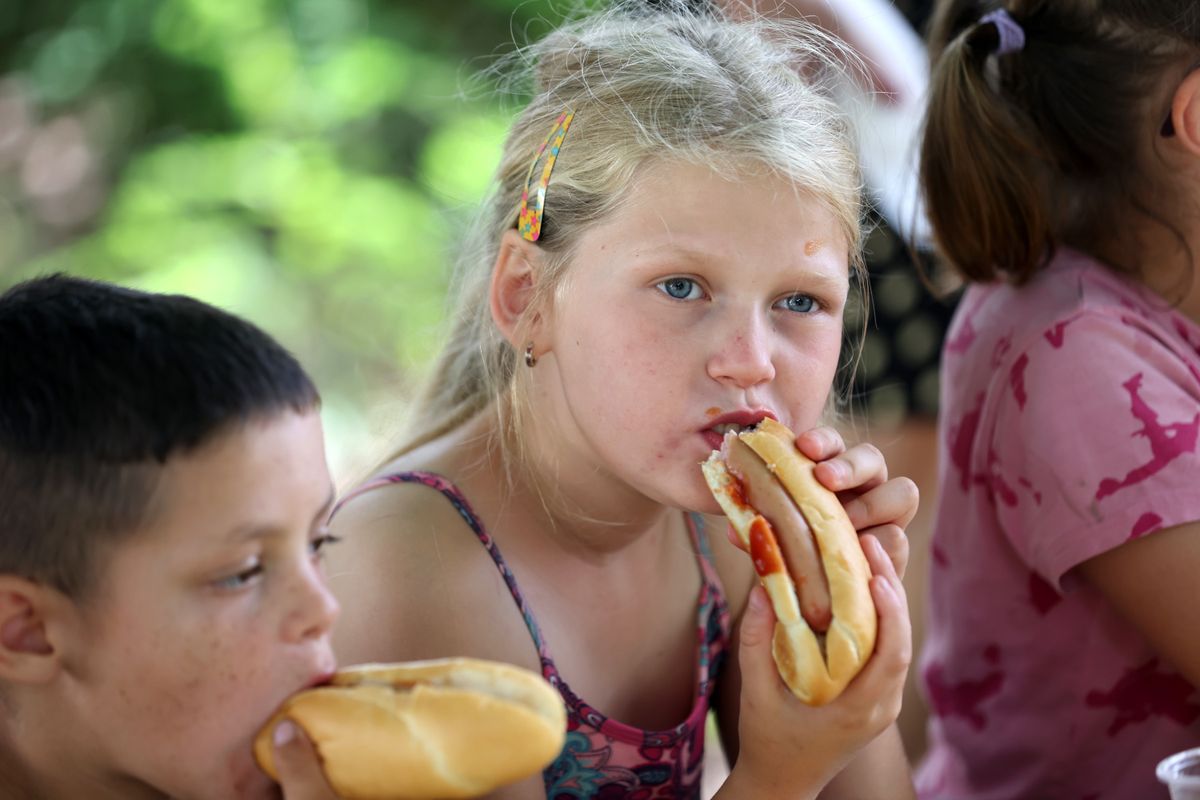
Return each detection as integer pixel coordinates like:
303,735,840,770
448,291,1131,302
690,492,724,517
220,746,279,800
665,474,724,517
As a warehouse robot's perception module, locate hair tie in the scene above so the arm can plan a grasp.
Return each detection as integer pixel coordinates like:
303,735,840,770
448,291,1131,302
979,9,1025,56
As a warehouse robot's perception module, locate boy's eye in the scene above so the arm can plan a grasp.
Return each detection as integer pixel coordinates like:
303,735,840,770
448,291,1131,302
656,278,703,301
213,560,263,590
777,293,816,314
310,530,343,559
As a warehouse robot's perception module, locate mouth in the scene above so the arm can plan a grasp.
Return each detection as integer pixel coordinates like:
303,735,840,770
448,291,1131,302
305,664,337,690
701,410,777,450
710,422,755,436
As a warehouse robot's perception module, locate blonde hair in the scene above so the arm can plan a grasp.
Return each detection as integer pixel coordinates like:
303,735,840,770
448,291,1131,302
397,3,865,470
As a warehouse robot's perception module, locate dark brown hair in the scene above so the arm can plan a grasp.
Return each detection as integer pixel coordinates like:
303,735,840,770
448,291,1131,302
921,1,1200,285
0,275,320,599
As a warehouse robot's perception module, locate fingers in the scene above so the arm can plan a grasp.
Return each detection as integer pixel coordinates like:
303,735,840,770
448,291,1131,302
857,524,909,580
739,585,776,647
843,535,912,712
725,521,746,553
794,426,846,463
812,442,889,495
737,585,782,691
272,719,339,800
842,476,919,531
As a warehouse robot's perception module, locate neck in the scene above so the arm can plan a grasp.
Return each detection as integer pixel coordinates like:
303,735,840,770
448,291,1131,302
1133,238,1200,325
1083,201,1200,323
1113,158,1200,322
0,739,41,800
461,410,679,560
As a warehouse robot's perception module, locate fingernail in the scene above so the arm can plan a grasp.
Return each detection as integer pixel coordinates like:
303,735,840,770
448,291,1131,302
867,535,885,558
274,719,297,748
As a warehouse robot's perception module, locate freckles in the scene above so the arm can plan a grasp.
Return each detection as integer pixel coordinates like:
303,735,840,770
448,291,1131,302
804,240,823,256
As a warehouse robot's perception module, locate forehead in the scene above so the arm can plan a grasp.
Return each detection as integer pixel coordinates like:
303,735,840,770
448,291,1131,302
574,159,850,274
86,413,331,579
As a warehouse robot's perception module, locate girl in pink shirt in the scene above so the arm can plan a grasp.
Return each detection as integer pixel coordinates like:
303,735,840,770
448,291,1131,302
916,3,1200,798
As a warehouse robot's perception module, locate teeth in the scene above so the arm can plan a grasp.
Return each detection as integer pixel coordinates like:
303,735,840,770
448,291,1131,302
713,423,743,435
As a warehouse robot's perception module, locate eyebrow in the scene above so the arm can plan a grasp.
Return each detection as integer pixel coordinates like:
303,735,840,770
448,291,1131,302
226,485,337,542
632,243,849,286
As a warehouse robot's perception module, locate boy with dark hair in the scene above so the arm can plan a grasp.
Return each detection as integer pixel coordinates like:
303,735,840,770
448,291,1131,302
0,275,342,799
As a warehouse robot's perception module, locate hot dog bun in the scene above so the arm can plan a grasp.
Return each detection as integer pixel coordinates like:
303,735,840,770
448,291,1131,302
254,658,567,799
701,418,876,705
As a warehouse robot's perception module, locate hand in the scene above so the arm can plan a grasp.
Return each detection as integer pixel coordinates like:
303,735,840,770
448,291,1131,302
725,534,912,797
271,719,341,800
795,426,917,579
721,427,917,579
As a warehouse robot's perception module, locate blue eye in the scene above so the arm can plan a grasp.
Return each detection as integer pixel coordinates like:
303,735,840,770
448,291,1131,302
656,278,702,300
778,294,816,313
214,560,263,590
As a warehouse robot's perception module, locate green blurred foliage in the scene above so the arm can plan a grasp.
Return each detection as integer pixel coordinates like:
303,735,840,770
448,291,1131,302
0,0,572,478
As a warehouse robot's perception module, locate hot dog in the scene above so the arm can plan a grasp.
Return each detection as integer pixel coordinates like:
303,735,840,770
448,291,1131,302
254,658,567,800
701,418,877,705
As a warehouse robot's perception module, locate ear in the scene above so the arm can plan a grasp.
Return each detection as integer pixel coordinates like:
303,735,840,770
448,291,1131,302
490,229,549,351
0,577,66,685
1168,67,1200,157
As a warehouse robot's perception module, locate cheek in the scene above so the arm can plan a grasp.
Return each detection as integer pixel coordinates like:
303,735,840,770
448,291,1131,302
112,620,272,743
779,330,843,418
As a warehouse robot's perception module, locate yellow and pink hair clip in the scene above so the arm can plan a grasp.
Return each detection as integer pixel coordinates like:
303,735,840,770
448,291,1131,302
516,110,575,242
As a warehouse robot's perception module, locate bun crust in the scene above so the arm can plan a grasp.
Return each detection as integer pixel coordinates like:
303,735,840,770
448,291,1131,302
702,419,876,705
254,658,567,799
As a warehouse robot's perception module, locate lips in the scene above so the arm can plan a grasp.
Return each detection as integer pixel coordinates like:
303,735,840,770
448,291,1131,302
700,408,777,450
305,667,336,690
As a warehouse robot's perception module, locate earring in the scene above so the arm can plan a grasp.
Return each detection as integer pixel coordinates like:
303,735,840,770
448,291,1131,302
524,343,537,368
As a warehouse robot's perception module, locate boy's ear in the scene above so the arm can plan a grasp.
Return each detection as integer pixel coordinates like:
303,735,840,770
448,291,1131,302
0,577,64,684
490,229,548,348
1169,68,1200,157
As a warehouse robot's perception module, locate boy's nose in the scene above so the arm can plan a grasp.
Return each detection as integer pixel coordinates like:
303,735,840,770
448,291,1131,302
707,314,776,389
284,563,341,644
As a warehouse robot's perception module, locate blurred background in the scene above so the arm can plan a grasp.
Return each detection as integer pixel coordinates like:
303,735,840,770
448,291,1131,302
0,0,582,481
0,0,943,476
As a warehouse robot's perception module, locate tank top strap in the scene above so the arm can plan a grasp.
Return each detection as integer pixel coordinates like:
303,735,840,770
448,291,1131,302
687,512,728,606
334,470,553,660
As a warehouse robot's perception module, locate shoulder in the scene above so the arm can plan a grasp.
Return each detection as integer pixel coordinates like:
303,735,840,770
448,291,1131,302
945,253,1149,374
326,472,540,671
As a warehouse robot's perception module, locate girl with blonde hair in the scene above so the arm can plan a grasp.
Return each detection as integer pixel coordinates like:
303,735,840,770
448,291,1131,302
330,4,918,797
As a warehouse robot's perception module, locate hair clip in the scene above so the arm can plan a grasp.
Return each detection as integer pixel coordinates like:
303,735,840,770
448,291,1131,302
517,111,575,242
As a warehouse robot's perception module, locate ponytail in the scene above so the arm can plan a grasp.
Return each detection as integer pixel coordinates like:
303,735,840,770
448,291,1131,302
921,0,1200,286
921,7,1051,284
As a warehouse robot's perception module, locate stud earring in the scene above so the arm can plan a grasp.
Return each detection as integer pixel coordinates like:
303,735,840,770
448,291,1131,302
524,343,537,368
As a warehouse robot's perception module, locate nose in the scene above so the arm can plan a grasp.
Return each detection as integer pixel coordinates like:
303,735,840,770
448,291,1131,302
707,309,776,389
282,560,341,644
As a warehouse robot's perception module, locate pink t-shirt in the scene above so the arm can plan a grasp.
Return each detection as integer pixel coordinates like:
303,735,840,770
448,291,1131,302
915,249,1200,800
